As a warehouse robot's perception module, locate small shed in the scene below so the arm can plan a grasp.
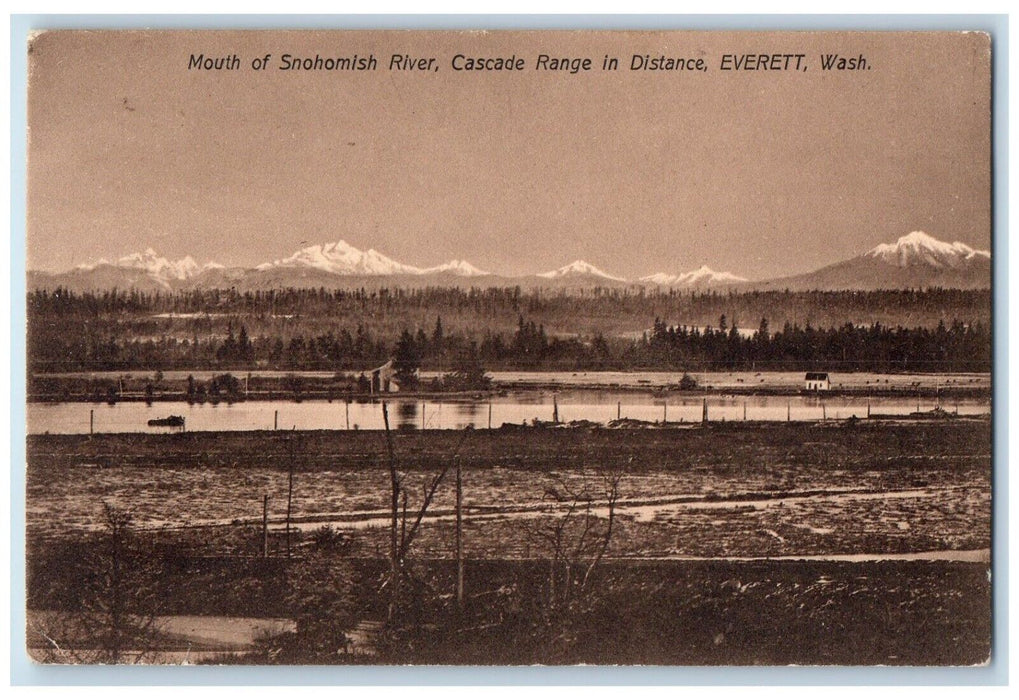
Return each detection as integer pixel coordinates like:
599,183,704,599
804,372,831,391
370,360,400,394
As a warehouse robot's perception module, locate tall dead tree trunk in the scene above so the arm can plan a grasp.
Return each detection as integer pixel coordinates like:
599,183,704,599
382,402,401,622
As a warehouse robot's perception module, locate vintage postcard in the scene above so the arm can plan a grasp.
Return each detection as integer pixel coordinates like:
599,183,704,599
24,29,992,666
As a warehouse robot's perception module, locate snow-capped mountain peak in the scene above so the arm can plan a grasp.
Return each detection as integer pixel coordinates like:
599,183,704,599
537,260,626,282
255,241,490,277
75,248,219,283
865,231,990,269
256,240,422,276
640,265,747,287
420,259,489,276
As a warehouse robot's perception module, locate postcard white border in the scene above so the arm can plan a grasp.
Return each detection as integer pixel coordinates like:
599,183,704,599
6,12,1009,687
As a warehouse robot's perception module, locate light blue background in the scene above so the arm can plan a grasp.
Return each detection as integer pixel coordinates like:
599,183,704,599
9,13,1009,686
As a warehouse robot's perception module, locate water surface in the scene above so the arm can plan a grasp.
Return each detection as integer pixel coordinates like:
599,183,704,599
28,391,989,435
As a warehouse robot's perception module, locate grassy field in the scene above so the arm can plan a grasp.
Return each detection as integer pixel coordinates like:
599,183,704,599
27,553,990,665
369,558,992,665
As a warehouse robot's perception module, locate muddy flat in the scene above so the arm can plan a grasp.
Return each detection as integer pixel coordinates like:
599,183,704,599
27,422,991,560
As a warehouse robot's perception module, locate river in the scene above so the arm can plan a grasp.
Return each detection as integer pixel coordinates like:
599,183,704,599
27,390,990,434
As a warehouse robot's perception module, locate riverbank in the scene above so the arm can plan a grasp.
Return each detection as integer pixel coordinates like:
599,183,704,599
27,369,992,403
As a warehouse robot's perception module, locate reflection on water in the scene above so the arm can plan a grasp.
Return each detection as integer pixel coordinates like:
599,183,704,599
395,401,418,428
27,391,990,435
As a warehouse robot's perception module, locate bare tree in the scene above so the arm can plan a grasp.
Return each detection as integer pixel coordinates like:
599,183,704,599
532,471,621,611
523,470,622,658
381,402,471,622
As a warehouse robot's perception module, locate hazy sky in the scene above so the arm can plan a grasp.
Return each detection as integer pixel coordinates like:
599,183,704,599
27,30,990,279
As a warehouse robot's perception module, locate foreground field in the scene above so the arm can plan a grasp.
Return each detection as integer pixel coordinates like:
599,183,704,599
28,557,990,665
26,421,992,665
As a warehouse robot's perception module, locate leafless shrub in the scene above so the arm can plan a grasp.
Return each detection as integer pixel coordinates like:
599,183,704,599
30,503,164,664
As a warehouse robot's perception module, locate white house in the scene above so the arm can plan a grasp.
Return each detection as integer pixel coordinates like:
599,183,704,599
804,372,831,391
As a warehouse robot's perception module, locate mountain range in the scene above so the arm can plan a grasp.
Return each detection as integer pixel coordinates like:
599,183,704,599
28,231,990,293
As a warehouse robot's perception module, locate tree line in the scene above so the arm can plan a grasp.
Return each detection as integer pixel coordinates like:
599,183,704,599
28,285,991,340
630,316,990,372
28,308,990,373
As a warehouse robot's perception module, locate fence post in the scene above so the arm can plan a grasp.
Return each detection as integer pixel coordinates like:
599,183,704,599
262,495,269,557
456,456,464,610
286,435,295,558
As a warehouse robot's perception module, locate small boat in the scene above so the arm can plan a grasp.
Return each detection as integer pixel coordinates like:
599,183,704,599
148,415,185,428
908,407,956,420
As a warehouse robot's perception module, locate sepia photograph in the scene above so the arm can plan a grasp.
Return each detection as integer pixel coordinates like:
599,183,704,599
22,28,993,667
